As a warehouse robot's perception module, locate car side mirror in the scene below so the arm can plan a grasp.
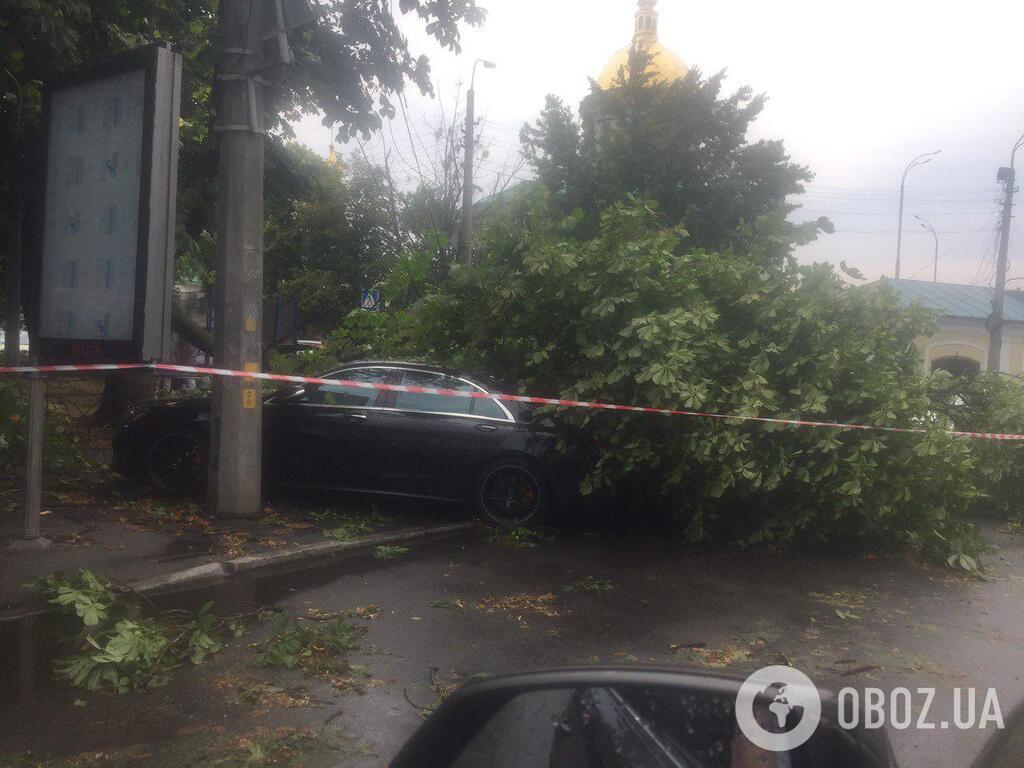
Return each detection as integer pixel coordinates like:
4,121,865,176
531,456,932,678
390,667,897,768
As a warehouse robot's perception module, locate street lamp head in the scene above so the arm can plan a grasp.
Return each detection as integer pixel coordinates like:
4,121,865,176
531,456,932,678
1011,132,1024,170
901,150,941,184
470,59,496,89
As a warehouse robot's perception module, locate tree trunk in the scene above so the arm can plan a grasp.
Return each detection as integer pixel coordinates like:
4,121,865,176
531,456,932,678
93,369,157,426
93,299,213,425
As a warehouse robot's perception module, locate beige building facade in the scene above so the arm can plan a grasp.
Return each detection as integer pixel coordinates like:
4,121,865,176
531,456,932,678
890,279,1024,376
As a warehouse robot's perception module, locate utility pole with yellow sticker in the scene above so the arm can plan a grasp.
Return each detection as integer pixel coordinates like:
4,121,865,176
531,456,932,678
207,0,312,518
207,0,267,519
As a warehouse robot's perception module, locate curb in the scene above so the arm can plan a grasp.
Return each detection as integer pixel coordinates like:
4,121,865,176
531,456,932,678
129,521,477,596
0,521,477,621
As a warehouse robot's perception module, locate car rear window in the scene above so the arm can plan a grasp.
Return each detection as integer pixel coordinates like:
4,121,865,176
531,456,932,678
394,370,510,420
472,396,508,420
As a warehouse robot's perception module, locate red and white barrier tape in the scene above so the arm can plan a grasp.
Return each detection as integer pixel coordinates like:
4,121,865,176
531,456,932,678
2,361,1024,442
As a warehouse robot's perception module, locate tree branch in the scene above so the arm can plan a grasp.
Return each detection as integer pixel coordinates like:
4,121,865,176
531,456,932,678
172,299,213,355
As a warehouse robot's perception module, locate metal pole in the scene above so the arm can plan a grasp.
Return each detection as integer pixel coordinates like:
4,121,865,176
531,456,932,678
4,200,22,364
458,86,475,265
895,150,941,279
208,0,265,518
18,365,49,548
3,67,23,364
895,180,906,280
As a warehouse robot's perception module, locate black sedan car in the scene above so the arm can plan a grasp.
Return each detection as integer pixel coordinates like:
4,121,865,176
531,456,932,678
112,361,582,526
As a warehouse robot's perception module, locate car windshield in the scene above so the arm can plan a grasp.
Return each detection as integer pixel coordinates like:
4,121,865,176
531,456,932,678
3,2,1023,767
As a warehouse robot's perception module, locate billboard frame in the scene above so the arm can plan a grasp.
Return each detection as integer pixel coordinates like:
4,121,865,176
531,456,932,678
31,43,182,364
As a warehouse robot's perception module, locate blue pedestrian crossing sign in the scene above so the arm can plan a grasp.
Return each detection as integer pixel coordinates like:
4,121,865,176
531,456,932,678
360,289,381,311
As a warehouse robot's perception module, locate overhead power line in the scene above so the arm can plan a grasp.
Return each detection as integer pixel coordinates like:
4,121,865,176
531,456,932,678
796,209,993,217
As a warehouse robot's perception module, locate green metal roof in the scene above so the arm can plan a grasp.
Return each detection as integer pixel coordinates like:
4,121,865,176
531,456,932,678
886,279,1024,323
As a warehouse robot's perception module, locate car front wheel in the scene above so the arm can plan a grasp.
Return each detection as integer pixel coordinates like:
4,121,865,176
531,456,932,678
474,458,548,527
146,430,206,495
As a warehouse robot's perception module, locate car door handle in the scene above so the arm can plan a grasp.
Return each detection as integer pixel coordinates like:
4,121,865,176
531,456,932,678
343,412,368,420
475,423,498,432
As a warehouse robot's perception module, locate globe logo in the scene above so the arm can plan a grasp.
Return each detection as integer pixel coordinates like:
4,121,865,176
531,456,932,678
735,666,822,753
765,682,796,728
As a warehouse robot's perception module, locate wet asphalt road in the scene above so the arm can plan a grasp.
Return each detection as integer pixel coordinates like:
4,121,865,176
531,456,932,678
3,521,1024,767
266,525,1024,768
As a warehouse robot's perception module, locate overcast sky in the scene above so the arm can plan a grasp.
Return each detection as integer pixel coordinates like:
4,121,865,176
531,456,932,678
292,0,1024,286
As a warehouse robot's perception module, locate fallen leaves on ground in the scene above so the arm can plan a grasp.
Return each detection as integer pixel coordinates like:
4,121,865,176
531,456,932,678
214,531,252,557
431,598,465,611
476,592,561,628
373,544,409,560
809,589,878,621
565,576,615,594
215,675,317,709
676,643,753,669
256,537,289,549
329,664,386,695
348,604,382,621
487,526,554,548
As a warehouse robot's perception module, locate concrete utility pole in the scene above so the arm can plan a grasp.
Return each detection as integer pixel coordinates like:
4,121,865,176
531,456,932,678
914,214,939,283
457,59,495,266
208,0,267,517
895,149,941,279
987,132,1024,372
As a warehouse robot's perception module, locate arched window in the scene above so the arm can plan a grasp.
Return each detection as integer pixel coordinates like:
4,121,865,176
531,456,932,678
931,355,981,377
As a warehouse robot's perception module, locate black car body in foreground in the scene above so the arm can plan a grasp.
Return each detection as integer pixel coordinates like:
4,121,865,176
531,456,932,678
112,361,583,525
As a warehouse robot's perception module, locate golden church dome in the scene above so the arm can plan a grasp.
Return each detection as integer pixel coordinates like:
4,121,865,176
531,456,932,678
596,0,688,90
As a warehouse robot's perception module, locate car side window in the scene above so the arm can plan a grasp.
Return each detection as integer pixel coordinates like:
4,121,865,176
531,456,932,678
298,368,389,407
394,370,478,416
394,370,511,420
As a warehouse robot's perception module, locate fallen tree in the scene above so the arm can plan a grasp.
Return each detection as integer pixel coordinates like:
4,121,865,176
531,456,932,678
319,198,988,569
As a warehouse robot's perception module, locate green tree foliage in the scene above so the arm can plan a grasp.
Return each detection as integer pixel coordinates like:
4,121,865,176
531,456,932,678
520,46,827,251
0,380,95,479
0,0,485,297
251,610,362,673
359,198,986,567
262,147,399,334
933,371,1024,524
36,570,235,692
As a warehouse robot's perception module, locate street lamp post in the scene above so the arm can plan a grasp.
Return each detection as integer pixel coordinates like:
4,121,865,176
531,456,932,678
914,214,939,283
458,58,496,266
895,150,941,279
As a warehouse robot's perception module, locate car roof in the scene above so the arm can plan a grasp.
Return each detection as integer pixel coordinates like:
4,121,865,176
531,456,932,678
329,360,511,393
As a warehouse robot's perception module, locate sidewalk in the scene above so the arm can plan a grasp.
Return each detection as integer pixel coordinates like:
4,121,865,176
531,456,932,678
0,476,474,613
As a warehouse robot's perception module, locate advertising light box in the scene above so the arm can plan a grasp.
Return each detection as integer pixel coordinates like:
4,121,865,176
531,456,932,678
34,44,182,364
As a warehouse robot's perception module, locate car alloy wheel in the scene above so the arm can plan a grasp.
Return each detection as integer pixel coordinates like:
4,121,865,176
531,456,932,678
478,462,545,526
146,431,205,494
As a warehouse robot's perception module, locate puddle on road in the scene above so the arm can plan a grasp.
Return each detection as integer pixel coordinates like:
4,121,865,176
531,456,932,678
0,535,467,759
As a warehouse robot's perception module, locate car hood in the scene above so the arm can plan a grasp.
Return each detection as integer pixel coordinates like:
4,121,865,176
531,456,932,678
124,395,212,423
